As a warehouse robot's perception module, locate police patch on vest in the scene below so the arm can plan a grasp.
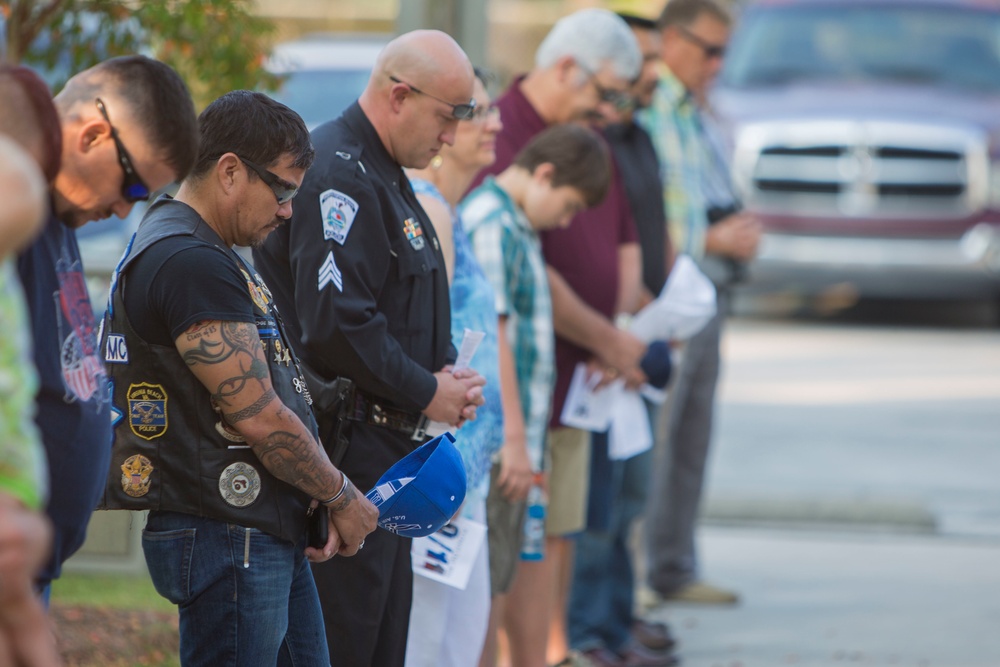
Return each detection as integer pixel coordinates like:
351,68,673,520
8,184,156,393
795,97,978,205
240,269,269,312
320,188,359,245
105,333,129,364
121,454,154,497
219,462,262,507
403,217,425,250
128,382,168,440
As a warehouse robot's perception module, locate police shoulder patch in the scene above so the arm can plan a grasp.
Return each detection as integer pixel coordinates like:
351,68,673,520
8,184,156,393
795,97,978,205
320,189,359,245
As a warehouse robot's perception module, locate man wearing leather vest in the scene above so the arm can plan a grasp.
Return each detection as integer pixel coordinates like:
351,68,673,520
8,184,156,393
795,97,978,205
98,90,377,667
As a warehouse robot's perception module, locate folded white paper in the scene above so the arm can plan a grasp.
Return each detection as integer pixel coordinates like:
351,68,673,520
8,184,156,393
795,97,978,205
411,517,487,590
630,254,717,343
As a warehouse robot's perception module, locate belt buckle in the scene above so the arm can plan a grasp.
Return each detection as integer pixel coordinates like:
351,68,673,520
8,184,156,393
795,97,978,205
410,415,429,441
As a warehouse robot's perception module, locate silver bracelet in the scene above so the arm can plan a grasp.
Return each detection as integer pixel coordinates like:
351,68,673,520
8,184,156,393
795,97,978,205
320,470,350,507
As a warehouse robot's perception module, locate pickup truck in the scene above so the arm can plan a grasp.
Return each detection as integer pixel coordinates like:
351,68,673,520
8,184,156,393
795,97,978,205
711,0,1000,301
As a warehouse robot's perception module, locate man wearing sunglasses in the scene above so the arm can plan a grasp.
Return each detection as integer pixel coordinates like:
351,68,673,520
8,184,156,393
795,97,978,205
15,56,199,602
98,89,377,666
639,0,760,609
254,30,486,667
466,10,654,667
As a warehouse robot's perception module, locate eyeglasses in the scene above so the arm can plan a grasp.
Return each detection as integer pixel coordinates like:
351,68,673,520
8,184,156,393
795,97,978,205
95,98,151,203
469,104,501,124
678,26,726,60
576,64,634,112
237,156,299,205
387,75,477,121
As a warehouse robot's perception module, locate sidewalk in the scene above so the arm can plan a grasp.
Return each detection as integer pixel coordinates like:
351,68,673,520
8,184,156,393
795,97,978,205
642,527,1000,667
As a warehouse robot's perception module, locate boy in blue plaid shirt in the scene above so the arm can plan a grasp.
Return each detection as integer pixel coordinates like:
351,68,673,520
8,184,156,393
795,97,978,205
461,124,611,664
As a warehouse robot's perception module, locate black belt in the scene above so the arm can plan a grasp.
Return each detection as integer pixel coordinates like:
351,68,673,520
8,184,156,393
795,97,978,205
348,389,429,441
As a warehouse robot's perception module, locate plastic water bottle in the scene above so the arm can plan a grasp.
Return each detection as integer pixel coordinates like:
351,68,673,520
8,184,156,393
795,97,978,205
520,474,547,561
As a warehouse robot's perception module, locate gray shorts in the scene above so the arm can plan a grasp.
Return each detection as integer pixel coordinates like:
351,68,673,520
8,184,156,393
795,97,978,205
485,461,527,597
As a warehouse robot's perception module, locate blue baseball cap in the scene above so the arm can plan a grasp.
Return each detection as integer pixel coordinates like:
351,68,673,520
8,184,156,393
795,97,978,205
365,432,467,538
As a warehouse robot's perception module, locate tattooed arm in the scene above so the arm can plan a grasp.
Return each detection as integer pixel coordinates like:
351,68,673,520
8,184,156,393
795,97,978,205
175,319,376,556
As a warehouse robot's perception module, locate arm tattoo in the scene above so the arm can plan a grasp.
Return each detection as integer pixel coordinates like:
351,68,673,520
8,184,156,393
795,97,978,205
326,476,358,513
226,388,277,423
255,430,339,497
182,321,271,407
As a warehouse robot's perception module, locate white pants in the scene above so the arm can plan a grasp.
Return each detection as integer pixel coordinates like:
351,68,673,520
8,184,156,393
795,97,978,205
405,500,491,667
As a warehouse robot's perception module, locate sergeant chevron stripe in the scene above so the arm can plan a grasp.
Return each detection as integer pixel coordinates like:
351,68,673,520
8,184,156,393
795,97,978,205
317,251,343,292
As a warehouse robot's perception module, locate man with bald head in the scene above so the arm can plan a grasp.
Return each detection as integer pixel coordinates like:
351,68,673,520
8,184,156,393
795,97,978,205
14,56,198,598
254,30,487,666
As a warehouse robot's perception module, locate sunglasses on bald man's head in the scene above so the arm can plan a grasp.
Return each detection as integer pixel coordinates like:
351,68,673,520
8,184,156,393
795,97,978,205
388,74,477,121
95,98,151,203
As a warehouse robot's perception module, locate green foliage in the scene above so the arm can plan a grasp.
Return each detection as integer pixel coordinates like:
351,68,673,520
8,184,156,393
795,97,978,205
3,0,281,110
51,571,175,612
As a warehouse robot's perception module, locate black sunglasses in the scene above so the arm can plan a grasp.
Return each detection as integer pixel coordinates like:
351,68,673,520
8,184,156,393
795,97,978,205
678,26,726,60
237,156,299,205
576,64,634,112
95,98,151,203
388,75,477,121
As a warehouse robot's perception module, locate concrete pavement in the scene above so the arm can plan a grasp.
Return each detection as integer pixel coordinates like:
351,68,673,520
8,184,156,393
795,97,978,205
643,527,1000,667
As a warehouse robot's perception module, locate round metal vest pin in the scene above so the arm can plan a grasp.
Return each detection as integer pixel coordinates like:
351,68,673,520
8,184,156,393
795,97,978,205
219,462,262,507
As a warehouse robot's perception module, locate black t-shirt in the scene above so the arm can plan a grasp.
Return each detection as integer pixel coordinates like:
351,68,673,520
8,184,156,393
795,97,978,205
123,236,256,347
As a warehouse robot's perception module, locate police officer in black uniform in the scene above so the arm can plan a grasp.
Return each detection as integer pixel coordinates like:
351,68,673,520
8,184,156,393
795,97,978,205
253,31,486,667
100,91,377,667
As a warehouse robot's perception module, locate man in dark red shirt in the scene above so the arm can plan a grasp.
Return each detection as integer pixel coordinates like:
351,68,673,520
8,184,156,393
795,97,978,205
470,9,652,667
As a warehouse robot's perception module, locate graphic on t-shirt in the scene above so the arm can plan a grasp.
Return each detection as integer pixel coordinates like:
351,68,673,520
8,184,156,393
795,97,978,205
55,255,106,405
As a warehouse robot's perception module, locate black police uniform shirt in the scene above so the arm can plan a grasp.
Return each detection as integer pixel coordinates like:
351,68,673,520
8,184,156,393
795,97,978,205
17,213,112,585
253,101,455,421
99,197,314,543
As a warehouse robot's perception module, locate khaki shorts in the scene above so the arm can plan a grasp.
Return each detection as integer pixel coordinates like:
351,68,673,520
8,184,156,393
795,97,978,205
544,427,591,537
485,461,527,596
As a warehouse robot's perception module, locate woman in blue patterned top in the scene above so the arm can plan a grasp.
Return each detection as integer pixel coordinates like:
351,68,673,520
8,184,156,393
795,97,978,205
404,71,516,667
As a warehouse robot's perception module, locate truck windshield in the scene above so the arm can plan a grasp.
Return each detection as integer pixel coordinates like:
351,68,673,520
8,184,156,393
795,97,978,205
723,4,1000,92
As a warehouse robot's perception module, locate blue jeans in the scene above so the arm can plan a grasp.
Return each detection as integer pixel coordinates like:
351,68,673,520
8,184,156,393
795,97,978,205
568,406,657,653
143,511,329,667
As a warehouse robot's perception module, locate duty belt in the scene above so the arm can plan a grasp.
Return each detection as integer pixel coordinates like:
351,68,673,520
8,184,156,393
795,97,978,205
349,389,429,441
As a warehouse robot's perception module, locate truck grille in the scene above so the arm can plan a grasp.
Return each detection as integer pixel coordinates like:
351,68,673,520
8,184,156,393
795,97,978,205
731,120,989,219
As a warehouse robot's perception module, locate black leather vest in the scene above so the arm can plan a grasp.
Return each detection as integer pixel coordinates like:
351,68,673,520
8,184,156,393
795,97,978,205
98,198,316,544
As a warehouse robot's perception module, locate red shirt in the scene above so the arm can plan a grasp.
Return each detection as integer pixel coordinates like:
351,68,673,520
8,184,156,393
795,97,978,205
471,77,638,428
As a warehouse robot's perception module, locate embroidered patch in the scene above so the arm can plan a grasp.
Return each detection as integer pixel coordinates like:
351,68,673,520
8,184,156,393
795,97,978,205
109,379,123,428
128,382,168,440
403,217,425,250
121,454,154,497
104,333,129,364
320,189,359,245
219,462,262,507
240,269,269,312
318,251,343,292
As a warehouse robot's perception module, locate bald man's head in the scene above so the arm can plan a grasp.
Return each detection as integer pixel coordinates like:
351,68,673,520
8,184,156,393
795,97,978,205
359,30,475,169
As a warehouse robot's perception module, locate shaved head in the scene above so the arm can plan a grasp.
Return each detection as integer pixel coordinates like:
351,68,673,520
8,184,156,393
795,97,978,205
373,29,474,93
360,30,475,168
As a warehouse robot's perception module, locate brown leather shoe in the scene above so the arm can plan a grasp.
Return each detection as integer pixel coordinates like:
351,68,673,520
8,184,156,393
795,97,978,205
631,619,676,652
620,644,680,667
666,581,740,605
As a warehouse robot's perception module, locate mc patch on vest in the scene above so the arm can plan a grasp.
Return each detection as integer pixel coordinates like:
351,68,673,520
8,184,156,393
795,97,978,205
121,454,154,497
128,382,168,440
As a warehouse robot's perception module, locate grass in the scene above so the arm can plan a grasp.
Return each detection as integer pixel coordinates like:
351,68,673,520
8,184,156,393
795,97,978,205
50,571,180,667
51,570,175,612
